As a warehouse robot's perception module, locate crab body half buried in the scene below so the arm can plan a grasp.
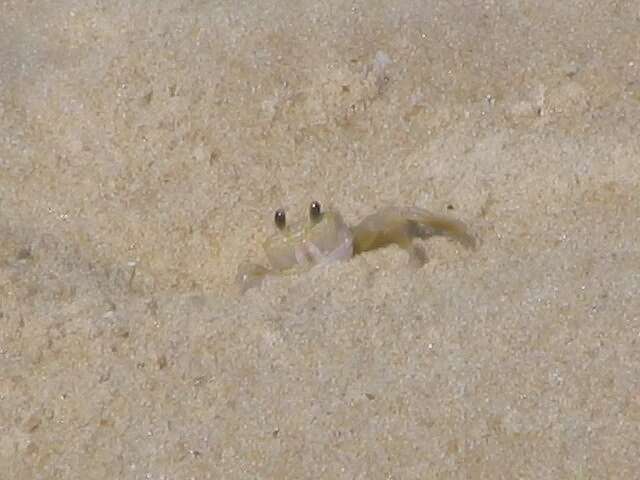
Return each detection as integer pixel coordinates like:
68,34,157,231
236,201,475,293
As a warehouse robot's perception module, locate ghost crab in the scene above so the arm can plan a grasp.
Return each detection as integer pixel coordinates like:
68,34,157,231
236,201,476,293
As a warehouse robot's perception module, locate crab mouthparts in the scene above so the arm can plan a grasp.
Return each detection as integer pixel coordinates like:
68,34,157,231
294,234,354,267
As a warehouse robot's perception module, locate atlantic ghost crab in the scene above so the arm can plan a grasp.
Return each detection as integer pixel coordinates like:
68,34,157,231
236,201,476,293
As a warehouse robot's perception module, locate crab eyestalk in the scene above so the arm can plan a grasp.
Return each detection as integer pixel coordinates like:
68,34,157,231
274,208,286,230
309,200,322,223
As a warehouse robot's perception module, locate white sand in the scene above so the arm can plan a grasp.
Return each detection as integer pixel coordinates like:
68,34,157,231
1,1,639,478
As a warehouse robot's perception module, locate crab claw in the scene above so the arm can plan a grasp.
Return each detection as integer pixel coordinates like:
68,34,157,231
236,262,270,294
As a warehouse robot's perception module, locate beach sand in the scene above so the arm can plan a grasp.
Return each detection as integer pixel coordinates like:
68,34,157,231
1,1,639,478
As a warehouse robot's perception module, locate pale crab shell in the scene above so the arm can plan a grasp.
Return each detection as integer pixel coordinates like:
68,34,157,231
264,211,354,270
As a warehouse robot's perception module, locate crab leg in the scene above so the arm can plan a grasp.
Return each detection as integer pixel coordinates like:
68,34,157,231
352,206,476,255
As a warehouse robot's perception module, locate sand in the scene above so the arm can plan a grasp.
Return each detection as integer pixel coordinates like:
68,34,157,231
1,1,639,478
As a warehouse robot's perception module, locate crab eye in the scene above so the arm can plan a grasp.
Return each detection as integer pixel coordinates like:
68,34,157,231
309,200,322,222
274,208,286,230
